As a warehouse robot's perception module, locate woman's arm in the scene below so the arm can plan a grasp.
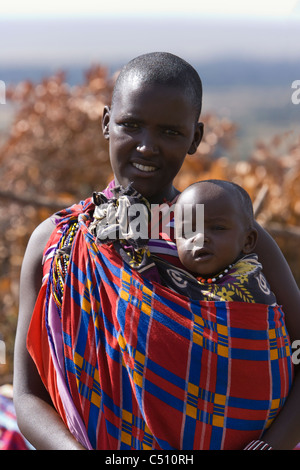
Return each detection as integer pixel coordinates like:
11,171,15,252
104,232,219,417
254,222,300,343
254,221,300,449
13,218,85,450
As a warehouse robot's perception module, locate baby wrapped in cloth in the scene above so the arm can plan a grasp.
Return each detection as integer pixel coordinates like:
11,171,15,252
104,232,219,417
27,184,293,450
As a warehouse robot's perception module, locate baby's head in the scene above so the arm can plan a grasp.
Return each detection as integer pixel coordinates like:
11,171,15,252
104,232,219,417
102,52,204,203
175,180,257,278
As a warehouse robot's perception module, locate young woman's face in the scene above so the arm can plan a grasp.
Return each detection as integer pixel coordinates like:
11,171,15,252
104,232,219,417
102,79,203,203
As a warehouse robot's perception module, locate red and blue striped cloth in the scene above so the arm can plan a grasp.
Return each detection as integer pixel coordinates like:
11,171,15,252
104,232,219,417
27,182,294,450
0,389,32,450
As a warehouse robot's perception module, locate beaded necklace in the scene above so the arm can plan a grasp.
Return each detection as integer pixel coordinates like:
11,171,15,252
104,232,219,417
197,263,233,285
52,220,79,309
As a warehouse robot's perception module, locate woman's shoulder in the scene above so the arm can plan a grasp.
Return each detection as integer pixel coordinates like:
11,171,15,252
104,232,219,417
29,216,57,251
22,216,58,278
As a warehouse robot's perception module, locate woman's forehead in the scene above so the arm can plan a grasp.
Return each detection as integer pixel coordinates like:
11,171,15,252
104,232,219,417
113,76,194,112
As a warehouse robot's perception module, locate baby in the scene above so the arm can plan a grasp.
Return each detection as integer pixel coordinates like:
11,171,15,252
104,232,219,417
172,179,277,304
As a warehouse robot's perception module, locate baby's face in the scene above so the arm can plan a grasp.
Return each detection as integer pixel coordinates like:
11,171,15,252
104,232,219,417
175,183,250,277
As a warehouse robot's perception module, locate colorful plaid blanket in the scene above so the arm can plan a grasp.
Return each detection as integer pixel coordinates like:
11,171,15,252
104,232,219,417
27,184,294,450
0,388,33,450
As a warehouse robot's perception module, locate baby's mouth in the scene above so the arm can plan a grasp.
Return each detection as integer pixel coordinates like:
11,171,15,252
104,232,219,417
193,247,213,260
132,162,157,173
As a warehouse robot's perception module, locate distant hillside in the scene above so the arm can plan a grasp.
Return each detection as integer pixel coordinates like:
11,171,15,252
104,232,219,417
1,58,299,87
0,59,299,156
198,59,300,88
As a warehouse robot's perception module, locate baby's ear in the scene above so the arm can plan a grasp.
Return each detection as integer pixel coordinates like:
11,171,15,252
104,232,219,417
102,106,111,140
242,228,258,254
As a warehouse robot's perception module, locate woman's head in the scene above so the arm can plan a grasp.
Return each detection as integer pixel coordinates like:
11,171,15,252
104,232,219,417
102,52,204,203
111,52,203,122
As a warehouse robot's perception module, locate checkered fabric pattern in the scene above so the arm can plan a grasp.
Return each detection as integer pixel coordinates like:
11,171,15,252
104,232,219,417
0,393,32,450
27,190,294,450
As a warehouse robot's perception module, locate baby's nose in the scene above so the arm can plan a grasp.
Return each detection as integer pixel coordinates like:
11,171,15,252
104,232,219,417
193,232,204,248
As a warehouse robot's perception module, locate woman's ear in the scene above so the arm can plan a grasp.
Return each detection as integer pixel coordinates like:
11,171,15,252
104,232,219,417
187,121,204,155
242,228,258,254
102,105,111,140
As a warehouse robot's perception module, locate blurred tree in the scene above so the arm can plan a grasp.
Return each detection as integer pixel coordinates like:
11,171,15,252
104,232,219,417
0,67,114,382
0,66,299,383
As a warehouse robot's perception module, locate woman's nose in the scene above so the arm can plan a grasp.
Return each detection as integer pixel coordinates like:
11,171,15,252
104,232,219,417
136,132,159,156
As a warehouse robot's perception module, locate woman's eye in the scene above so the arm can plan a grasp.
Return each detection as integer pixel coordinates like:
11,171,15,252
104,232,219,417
121,122,140,129
164,129,180,136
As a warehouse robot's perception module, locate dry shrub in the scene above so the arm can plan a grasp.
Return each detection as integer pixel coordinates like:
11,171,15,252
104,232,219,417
0,67,299,382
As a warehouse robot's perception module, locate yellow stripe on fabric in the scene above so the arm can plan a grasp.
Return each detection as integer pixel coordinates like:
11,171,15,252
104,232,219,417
74,352,83,368
212,415,224,427
217,344,228,357
270,349,278,360
122,409,132,423
135,350,145,365
217,324,228,336
118,334,126,350
133,371,143,387
193,331,203,346
271,398,280,409
141,289,152,316
94,368,100,382
142,443,153,450
122,270,131,286
269,329,276,340
214,394,226,406
186,404,197,419
81,292,91,315
91,391,101,408
266,398,282,428
194,314,204,326
120,290,129,302
188,382,199,396
121,431,132,446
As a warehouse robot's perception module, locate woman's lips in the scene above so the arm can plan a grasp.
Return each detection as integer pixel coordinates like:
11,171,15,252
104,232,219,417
132,162,157,173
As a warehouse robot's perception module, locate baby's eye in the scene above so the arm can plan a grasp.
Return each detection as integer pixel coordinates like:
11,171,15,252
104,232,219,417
212,225,226,231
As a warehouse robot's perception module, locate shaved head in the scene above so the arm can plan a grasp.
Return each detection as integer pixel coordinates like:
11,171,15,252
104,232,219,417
111,52,203,122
